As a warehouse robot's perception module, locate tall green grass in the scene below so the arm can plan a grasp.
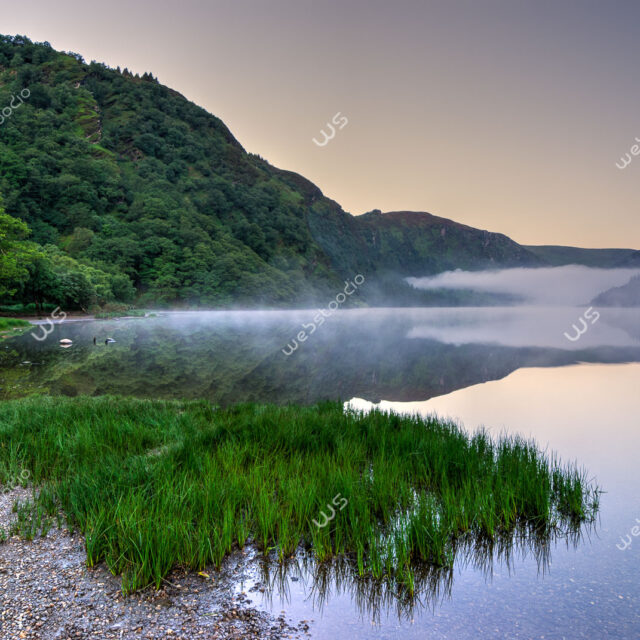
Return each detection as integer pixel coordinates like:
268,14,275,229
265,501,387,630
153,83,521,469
0,396,599,593
0,318,30,331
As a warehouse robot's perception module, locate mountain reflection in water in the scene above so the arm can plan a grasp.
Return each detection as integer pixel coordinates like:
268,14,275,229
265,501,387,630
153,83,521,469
2,307,639,403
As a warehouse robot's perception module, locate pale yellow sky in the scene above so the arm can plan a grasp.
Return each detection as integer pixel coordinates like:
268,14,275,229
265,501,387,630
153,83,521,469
4,0,640,248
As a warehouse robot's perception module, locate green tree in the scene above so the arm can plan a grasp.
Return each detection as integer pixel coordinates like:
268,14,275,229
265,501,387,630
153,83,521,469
0,210,42,298
20,254,58,314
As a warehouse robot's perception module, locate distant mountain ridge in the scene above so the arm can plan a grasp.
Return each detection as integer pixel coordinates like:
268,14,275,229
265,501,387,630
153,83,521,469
620,250,640,268
524,246,637,268
591,275,640,307
309,209,543,278
0,34,634,308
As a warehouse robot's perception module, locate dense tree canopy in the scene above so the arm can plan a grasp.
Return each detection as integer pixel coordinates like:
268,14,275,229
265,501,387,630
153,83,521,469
0,34,339,308
0,208,41,297
0,34,540,310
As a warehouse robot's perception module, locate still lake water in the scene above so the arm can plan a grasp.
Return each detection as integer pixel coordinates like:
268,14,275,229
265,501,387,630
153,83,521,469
2,308,639,638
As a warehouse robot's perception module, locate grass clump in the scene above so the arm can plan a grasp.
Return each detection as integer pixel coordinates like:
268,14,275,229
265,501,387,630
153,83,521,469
0,396,599,593
0,317,30,335
93,308,150,319
0,318,30,330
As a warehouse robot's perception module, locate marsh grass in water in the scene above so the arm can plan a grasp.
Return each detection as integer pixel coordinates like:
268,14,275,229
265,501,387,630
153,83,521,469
0,397,599,593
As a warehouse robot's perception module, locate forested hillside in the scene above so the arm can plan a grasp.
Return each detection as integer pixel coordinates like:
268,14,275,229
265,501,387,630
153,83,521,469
0,34,542,310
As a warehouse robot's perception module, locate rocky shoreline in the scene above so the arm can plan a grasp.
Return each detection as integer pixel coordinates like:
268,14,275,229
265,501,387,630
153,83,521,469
0,487,312,640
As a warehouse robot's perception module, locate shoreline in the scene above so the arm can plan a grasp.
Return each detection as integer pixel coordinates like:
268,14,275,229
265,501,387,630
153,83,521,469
0,396,598,587
0,486,310,640
0,394,601,638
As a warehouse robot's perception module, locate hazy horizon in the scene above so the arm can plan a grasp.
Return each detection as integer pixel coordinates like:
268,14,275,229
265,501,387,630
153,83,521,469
4,0,640,249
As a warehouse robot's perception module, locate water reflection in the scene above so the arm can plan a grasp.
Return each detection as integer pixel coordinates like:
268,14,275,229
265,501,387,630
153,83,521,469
253,552,454,622
245,520,593,624
3,310,638,637
2,308,640,403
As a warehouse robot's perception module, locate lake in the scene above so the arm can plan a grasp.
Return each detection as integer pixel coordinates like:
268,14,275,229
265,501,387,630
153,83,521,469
2,307,639,638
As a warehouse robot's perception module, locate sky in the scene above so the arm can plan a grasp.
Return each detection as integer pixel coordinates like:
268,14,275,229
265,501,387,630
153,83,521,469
3,0,640,248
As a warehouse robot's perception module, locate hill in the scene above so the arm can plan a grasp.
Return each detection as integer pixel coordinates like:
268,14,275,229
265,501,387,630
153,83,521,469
619,250,640,268
524,246,637,268
312,209,541,276
591,275,640,307
0,35,548,309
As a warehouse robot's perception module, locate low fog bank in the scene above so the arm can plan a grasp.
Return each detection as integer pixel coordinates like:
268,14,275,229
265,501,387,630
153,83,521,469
148,306,640,351
406,266,640,306
406,307,640,350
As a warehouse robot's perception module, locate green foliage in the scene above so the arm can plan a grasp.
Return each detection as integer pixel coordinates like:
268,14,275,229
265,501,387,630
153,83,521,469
0,209,42,297
93,307,148,319
0,35,337,306
0,317,29,331
0,396,598,593
15,241,136,311
0,34,541,308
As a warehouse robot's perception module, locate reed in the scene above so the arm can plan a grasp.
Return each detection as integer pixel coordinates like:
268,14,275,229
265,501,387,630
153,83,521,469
0,396,599,593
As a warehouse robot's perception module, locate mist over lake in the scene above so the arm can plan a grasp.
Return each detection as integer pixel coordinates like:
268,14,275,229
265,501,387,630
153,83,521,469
4,303,638,639
4,305,640,403
407,266,640,305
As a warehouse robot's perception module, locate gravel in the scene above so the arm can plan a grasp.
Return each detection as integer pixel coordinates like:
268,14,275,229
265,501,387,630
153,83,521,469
0,487,313,640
